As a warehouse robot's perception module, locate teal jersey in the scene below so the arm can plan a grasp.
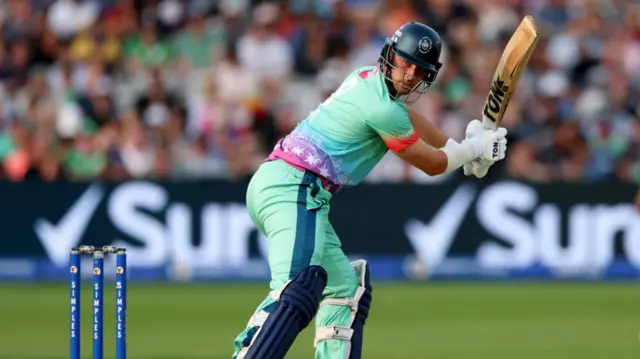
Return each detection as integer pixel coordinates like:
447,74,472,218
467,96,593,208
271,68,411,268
266,66,419,185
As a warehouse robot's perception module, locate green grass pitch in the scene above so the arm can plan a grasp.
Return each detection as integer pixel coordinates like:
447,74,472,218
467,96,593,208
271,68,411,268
0,282,638,358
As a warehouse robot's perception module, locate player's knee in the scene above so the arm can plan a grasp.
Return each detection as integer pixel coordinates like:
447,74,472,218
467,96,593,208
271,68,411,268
277,265,328,322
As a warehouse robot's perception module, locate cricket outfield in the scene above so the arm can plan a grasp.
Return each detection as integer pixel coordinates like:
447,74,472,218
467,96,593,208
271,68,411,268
0,282,637,358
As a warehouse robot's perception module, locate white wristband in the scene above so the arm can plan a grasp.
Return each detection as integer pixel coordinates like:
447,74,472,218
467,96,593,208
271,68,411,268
440,139,476,173
442,138,459,150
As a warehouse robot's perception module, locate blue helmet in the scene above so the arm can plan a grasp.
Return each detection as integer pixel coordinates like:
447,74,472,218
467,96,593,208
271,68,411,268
378,22,443,102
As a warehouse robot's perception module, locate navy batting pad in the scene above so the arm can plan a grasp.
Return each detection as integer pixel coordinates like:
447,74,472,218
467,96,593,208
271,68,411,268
244,265,327,359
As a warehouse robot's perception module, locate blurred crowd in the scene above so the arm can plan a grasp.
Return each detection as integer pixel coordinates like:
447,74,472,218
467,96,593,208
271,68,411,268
0,0,637,184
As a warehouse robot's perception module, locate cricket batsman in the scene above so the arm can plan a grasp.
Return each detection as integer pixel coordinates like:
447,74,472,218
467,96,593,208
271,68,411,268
232,22,508,359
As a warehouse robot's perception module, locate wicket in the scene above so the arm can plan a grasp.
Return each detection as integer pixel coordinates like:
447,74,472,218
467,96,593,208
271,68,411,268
70,245,127,359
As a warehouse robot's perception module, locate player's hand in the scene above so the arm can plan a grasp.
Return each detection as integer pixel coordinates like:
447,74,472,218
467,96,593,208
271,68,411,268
464,119,486,140
462,120,507,177
463,120,492,178
463,127,508,163
463,158,492,178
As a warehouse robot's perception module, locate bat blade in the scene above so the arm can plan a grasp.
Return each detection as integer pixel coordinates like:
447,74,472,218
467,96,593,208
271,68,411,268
482,15,540,130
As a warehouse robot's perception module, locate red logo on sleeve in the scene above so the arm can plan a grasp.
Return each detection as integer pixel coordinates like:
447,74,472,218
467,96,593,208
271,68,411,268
359,67,379,79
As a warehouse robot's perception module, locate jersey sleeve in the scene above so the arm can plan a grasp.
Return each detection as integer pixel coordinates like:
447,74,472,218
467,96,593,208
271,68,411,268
366,102,419,151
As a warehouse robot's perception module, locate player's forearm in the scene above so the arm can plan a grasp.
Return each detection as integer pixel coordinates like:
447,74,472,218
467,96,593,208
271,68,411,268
407,108,450,148
395,138,475,176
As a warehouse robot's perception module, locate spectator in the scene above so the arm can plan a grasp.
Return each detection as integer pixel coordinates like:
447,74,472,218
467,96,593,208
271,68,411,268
47,0,100,40
172,3,226,72
124,24,172,70
237,3,293,85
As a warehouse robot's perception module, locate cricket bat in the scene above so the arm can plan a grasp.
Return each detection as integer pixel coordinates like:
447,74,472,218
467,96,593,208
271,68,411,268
482,15,540,130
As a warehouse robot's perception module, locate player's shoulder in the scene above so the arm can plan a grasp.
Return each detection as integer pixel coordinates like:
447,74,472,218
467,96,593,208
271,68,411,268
350,65,380,80
348,66,404,110
342,69,408,126
347,66,384,89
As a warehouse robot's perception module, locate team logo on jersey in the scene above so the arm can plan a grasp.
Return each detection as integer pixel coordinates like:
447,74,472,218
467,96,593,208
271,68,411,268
418,37,432,54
